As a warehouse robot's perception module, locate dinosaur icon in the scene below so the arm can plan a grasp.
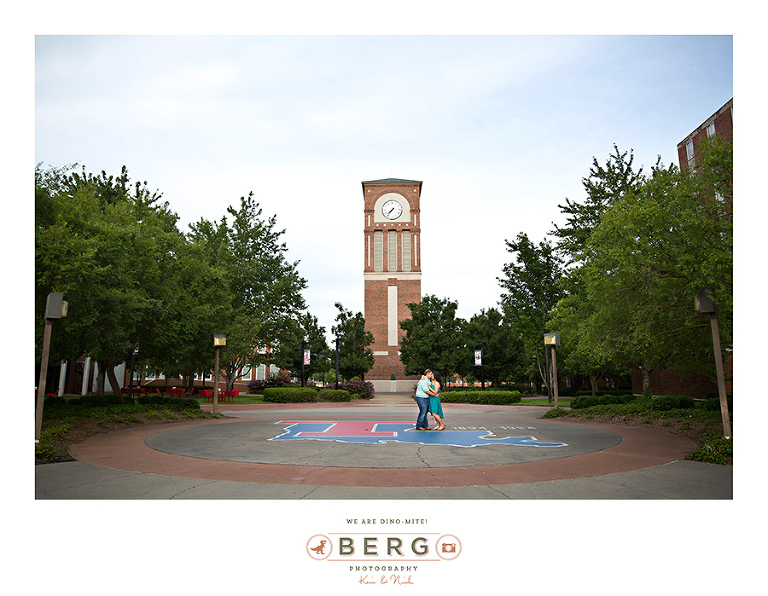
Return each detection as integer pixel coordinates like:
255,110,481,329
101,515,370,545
309,539,327,555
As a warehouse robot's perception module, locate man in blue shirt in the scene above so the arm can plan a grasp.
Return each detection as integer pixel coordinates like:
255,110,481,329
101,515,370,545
414,370,434,430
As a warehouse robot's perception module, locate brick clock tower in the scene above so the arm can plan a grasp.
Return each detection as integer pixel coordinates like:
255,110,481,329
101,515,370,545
362,178,422,393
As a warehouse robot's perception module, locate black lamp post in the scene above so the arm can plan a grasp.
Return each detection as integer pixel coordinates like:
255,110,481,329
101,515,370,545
128,348,139,399
300,340,311,387
474,343,485,388
317,351,325,386
335,336,342,389
695,288,732,439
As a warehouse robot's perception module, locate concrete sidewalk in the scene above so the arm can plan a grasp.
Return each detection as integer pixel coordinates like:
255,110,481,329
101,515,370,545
35,395,732,499
35,458,731,499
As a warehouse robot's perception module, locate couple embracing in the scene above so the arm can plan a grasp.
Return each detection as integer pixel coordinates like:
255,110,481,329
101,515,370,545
414,369,445,431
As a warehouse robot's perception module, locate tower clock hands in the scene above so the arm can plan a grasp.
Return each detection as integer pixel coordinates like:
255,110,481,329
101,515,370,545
381,199,403,220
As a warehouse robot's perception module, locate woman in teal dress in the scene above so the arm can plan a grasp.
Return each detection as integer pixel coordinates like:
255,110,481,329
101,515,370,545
426,370,445,430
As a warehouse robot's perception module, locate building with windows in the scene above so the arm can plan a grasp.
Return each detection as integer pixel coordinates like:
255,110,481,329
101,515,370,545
42,350,279,397
677,98,733,172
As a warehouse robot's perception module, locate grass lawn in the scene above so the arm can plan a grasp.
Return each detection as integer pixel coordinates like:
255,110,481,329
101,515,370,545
190,394,269,406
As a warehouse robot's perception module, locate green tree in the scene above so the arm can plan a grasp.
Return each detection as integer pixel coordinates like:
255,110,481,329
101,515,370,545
545,146,651,392
465,308,526,387
548,293,628,395
35,164,180,394
272,312,331,385
399,295,469,381
551,144,647,267
143,237,230,391
498,233,566,393
580,140,732,392
331,302,374,381
188,193,308,390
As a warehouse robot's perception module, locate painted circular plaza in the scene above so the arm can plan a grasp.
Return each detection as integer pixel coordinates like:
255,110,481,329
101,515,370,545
69,400,695,487
143,416,623,467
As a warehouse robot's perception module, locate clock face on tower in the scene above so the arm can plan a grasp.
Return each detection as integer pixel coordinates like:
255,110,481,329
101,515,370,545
381,199,403,220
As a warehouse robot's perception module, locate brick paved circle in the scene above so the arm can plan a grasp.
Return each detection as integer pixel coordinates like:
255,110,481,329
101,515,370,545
69,404,695,487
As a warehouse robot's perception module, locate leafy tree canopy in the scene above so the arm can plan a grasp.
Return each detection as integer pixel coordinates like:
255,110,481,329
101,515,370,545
331,302,374,381
399,295,468,381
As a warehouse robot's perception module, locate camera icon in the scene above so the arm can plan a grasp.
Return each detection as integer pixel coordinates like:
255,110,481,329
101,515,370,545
437,535,461,560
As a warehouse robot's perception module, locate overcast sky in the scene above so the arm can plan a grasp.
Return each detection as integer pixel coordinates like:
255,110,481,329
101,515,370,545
34,35,734,341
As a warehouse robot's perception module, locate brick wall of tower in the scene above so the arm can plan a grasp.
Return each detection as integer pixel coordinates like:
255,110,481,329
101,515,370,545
364,277,421,381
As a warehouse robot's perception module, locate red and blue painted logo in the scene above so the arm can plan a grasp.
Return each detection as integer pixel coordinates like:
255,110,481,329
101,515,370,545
269,421,568,448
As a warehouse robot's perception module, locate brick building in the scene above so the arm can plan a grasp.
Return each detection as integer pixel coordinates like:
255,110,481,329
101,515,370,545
362,178,423,393
677,98,733,171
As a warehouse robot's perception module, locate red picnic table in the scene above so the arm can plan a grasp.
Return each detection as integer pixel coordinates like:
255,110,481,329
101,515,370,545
199,389,239,403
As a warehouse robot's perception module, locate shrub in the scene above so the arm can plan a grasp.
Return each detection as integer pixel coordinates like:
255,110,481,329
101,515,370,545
704,395,733,412
263,387,318,403
44,394,66,407
248,371,292,392
571,394,637,409
688,431,733,465
333,381,375,400
574,389,633,397
541,408,570,418
651,395,696,411
317,389,352,402
77,394,130,406
444,385,524,393
441,391,522,405
136,395,201,410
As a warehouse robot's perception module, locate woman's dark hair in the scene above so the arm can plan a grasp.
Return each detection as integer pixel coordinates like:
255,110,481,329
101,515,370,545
433,371,442,387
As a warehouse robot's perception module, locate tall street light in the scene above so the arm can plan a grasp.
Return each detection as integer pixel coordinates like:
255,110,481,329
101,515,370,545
474,343,485,388
301,340,310,387
695,288,732,439
335,336,342,389
212,334,226,416
538,330,552,403
128,348,139,399
544,333,561,409
36,293,68,442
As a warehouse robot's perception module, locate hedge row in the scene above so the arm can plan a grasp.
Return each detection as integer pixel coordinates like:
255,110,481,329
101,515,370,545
570,394,638,409
317,389,353,402
704,396,733,412
440,390,522,405
574,389,633,397
570,394,698,411
262,387,353,403
650,395,696,410
443,385,528,393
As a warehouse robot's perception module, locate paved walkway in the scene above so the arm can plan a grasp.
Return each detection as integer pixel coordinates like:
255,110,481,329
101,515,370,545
35,393,732,499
